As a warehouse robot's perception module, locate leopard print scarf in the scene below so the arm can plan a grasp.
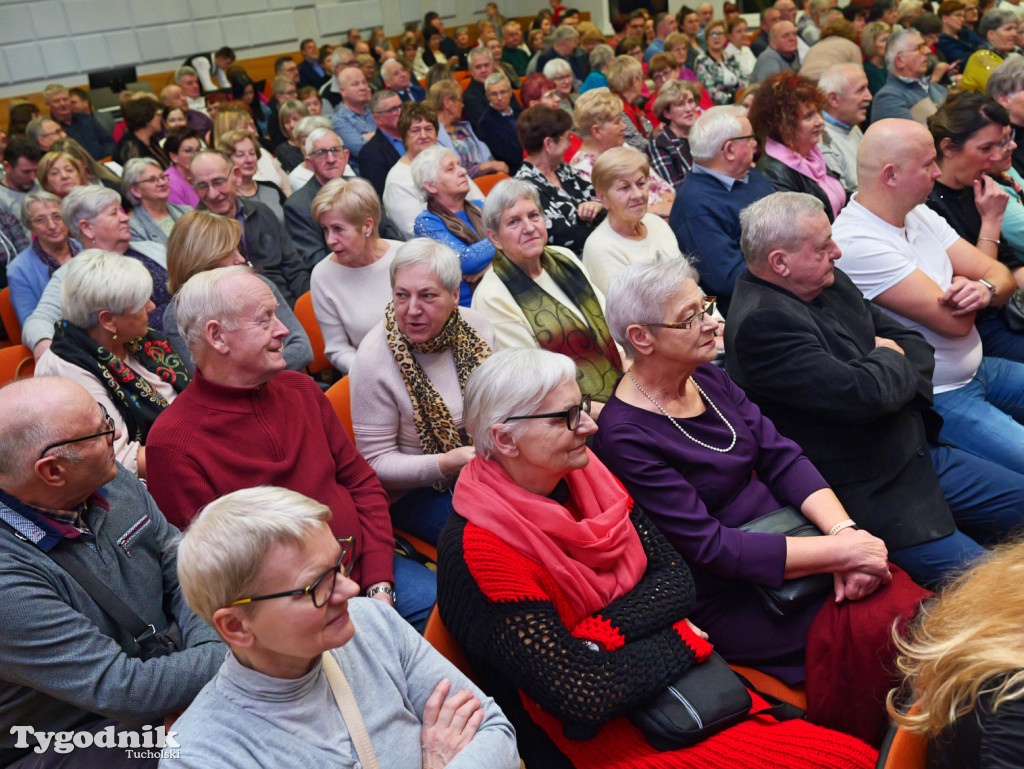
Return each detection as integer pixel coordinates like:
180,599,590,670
384,303,492,456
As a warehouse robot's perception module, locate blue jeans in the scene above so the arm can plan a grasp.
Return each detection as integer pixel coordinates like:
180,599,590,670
932,444,1024,544
390,486,456,546
888,531,987,588
393,553,436,633
976,309,1024,364
932,357,1024,475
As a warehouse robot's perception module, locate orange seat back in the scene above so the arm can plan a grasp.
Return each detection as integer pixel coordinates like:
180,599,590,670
0,287,22,346
881,705,927,769
293,291,331,375
0,345,35,383
324,376,353,439
473,172,510,197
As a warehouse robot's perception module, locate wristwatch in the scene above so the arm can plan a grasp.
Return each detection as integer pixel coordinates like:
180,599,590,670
366,584,397,602
979,278,997,303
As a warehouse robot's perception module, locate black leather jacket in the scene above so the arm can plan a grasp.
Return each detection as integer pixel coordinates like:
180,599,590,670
755,153,839,222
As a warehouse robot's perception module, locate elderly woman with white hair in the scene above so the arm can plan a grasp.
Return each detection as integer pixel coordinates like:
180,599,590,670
412,147,494,306
351,239,495,544
541,57,577,114
123,157,192,245
171,485,520,769
591,257,930,745
581,146,685,295
22,185,170,358
34,250,189,477
571,88,676,217
473,178,623,403
435,347,882,769
7,191,81,324
309,178,400,374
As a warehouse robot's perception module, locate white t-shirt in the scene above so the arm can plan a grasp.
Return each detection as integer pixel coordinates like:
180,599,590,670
831,198,982,393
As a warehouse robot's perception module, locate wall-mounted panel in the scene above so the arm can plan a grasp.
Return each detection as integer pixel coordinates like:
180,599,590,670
71,33,113,71
137,27,174,62
249,10,298,43
66,0,130,34
30,1,70,39
165,22,200,58
45,40,80,77
193,18,224,51
0,7,36,45
5,43,45,82
128,0,190,26
106,30,143,65
217,0,268,15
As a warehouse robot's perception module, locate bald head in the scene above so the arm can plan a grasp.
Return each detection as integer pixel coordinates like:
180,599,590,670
858,119,931,184
856,118,940,221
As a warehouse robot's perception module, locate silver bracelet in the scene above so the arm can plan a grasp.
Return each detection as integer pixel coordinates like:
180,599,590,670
828,519,858,536
365,585,397,602
978,237,1001,245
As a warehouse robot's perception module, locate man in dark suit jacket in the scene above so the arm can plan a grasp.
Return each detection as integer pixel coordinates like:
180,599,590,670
724,192,1024,587
381,59,425,103
299,38,331,90
462,47,522,129
284,128,350,278
357,91,405,198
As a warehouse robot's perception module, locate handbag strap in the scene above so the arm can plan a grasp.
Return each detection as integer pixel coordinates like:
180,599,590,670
322,650,382,769
731,671,807,723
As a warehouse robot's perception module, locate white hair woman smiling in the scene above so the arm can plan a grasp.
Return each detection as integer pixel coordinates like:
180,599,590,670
34,249,190,478
171,485,519,769
350,238,495,545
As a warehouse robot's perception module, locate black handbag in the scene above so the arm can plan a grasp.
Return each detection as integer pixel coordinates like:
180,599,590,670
738,506,833,619
1002,289,1024,334
630,652,805,751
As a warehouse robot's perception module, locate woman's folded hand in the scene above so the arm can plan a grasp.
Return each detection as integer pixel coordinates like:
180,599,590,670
421,678,485,769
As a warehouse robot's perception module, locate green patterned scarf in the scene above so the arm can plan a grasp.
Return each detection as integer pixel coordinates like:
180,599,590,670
384,304,492,456
49,321,190,443
491,247,622,401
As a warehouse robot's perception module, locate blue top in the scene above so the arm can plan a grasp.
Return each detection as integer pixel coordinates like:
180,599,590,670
7,239,81,324
579,71,609,94
331,104,377,160
413,203,494,306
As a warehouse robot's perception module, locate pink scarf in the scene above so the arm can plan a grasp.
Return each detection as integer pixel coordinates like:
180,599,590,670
452,450,648,617
764,138,847,218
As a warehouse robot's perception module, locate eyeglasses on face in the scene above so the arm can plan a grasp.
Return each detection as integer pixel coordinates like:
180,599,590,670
1000,128,1017,149
39,402,115,459
373,104,403,115
310,146,345,158
639,297,717,331
503,394,592,431
193,176,231,194
229,537,355,608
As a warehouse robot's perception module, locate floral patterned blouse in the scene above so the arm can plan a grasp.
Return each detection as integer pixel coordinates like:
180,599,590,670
515,161,598,251
695,51,748,106
569,150,675,206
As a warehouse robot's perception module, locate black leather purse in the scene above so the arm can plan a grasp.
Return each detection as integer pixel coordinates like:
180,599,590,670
738,506,833,619
1001,289,1024,334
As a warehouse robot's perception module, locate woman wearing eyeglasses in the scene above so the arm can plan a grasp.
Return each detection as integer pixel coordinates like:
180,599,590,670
926,92,1024,363
695,19,748,106
172,485,520,769
435,347,880,768
34,250,189,478
591,258,928,746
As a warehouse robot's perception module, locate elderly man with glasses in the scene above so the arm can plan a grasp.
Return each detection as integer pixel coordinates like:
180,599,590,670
284,128,351,272
146,265,439,631
0,377,224,768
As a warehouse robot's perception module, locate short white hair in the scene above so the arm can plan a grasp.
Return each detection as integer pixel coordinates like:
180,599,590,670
885,28,921,71
381,58,406,82
543,58,573,79
552,25,579,44
482,178,541,233
304,127,343,155
121,157,163,207
468,46,493,64
740,191,826,269
485,72,511,90
177,486,333,626
173,264,253,355
61,184,121,241
689,105,746,162
818,63,865,98
411,145,458,191
294,116,332,144
604,257,699,358
61,249,153,330
463,348,578,459
389,238,462,295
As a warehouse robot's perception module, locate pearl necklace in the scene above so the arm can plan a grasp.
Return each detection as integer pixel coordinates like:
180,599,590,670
626,369,737,453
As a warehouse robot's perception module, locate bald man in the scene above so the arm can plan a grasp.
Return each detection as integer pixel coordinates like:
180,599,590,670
751,20,802,81
833,119,1024,476
0,377,223,766
159,84,213,135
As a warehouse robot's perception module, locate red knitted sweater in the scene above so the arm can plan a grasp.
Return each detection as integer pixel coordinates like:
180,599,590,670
437,506,877,769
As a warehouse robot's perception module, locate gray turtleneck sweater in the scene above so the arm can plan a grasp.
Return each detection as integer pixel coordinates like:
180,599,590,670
161,598,519,768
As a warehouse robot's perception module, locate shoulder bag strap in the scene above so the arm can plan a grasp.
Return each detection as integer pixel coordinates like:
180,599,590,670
321,650,382,769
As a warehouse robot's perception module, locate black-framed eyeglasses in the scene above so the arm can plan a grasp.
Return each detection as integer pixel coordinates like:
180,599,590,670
727,134,757,144
310,146,345,158
639,297,717,331
39,402,115,459
1000,128,1017,149
503,395,592,431
229,537,355,608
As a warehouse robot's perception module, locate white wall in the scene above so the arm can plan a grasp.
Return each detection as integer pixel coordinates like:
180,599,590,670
0,0,608,99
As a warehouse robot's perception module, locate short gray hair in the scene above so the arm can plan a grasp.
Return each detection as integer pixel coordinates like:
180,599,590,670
304,128,342,155
121,157,163,207
174,66,198,84
468,46,493,64
980,8,1020,38
552,25,579,44
411,145,459,191
389,238,462,294
689,106,746,162
740,191,826,269
543,58,573,79
61,184,121,240
0,378,87,485
885,28,921,71
818,63,864,98
589,44,616,71
989,53,1024,100
604,258,699,358
25,117,51,145
485,71,511,90
21,190,63,231
60,249,153,330
295,116,332,145
178,486,333,626
174,264,253,355
482,178,542,232
381,58,406,82
463,348,578,459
